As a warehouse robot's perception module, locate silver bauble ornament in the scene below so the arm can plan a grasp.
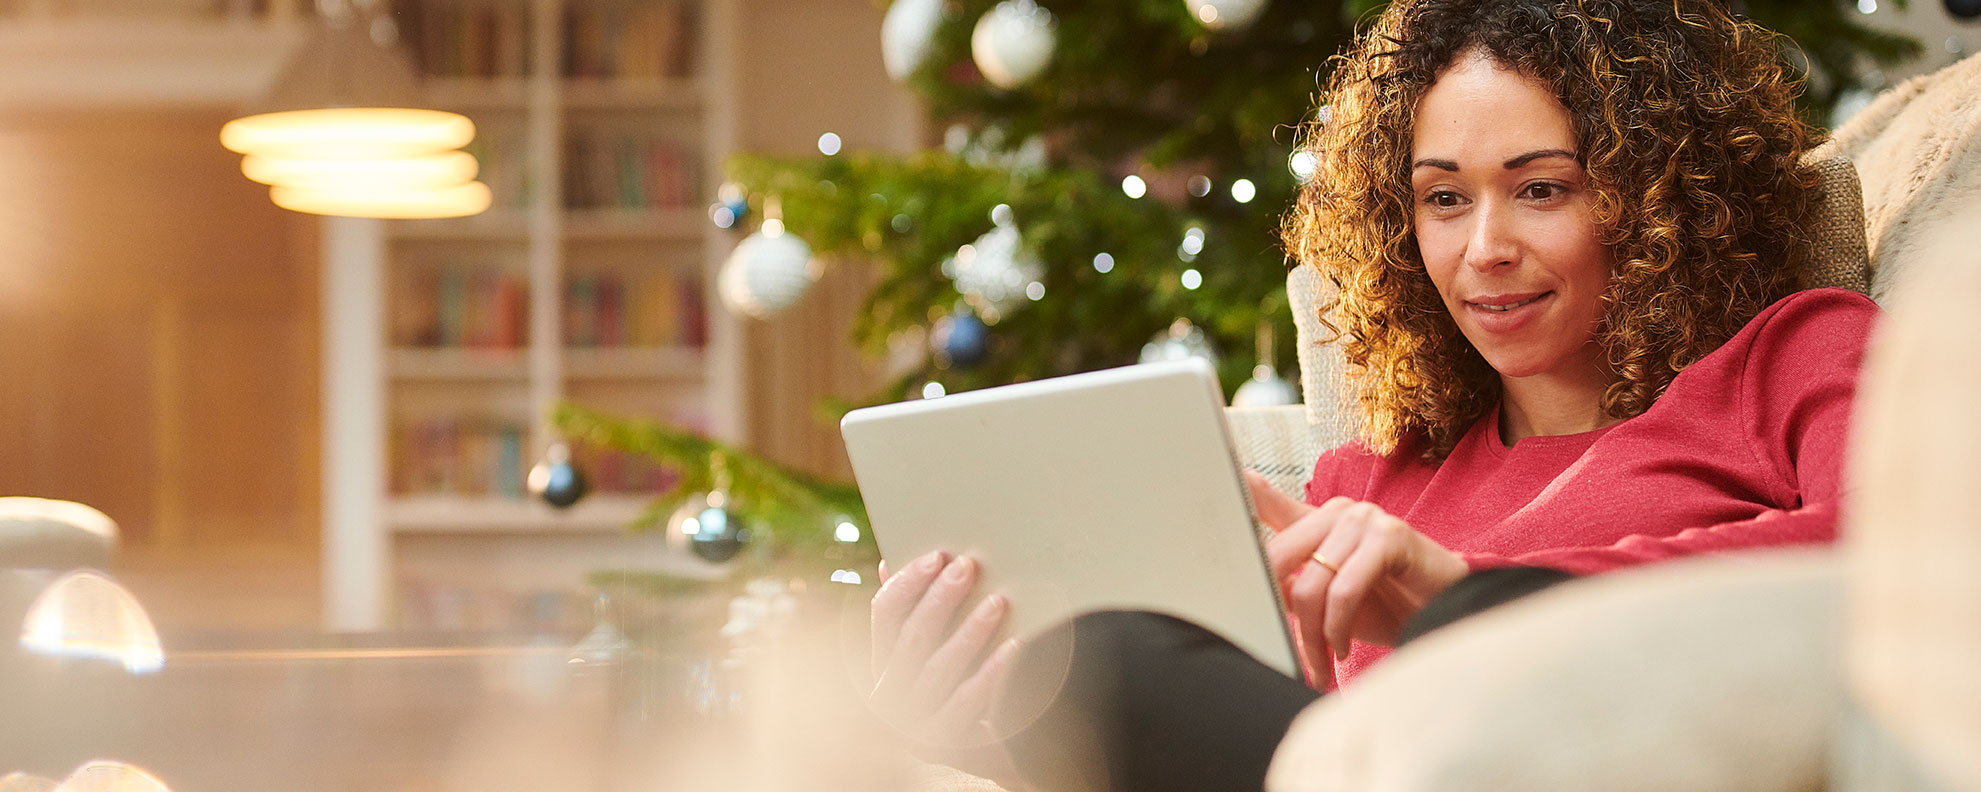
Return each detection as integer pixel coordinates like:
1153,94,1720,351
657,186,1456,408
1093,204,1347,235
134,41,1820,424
970,0,1057,89
1140,318,1218,366
1232,364,1301,407
941,213,1042,315
1185,0,1266,30
667,491,752,564
718,220,819,318
881,0,944,81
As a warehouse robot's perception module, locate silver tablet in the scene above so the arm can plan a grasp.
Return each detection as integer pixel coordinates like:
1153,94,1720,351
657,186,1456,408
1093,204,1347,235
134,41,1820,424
840,358,1299,677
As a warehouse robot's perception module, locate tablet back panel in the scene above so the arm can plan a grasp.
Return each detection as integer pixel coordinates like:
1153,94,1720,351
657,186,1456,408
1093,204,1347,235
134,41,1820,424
841,359,1298,677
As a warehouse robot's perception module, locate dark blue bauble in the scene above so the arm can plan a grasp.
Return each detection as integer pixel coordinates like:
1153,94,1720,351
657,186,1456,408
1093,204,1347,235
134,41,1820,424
1949,0,1981,19
942,311,989,368
690,505,750,563
530,459,589,509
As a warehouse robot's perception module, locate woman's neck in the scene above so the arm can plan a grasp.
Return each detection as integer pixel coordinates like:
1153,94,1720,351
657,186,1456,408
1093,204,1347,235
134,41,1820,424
1497,361,1618,445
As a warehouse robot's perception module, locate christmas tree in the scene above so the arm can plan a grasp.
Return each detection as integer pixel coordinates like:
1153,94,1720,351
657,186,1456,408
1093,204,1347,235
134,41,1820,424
724,0,1918,402
563,0,1918,557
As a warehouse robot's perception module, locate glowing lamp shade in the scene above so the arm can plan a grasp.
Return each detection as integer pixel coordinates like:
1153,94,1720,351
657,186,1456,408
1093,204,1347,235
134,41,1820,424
220,108,474,160
19,570,164,675
271,181,493,220
221,8,488,219
242,150,479,189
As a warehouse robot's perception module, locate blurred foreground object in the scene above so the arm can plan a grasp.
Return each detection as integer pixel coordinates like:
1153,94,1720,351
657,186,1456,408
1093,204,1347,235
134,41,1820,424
18,570,162,675
0,498,115,570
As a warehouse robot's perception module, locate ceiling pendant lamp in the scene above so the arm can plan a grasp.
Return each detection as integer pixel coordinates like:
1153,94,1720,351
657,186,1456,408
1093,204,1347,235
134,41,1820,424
221,0,489,219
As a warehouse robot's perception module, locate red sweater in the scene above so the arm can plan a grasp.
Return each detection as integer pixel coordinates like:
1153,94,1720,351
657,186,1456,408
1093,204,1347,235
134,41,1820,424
1303,288,1878,684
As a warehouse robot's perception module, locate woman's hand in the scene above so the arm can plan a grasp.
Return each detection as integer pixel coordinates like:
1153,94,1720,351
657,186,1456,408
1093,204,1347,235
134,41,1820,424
1243,472,1470,677
869,551,1024,760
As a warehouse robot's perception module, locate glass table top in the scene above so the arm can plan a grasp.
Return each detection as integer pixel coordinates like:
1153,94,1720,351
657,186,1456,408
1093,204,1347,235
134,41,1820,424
0,568,920,792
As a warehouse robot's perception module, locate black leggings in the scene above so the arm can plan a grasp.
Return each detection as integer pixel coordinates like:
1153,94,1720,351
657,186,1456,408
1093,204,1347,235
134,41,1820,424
996,567,1574,792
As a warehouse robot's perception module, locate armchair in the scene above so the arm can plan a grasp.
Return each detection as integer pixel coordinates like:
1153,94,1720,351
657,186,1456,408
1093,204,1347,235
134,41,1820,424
922,50,1981,792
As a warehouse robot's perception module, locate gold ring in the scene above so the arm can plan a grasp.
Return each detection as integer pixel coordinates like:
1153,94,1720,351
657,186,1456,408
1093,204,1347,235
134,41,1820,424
1312,552,1341,574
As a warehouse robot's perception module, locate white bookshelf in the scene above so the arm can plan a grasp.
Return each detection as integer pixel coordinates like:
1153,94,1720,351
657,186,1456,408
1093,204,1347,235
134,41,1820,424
323,0,741,631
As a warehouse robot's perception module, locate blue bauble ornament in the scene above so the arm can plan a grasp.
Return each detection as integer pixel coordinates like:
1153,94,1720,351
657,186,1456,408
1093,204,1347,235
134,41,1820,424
528,443,589,509
689,503,749,563
935,310,990,368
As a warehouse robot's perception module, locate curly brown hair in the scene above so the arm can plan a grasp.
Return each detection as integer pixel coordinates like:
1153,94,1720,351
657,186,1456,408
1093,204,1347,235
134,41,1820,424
1284,0,1820,461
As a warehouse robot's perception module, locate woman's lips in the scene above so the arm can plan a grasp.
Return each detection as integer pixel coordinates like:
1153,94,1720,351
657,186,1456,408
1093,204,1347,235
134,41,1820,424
1463,291,1553,333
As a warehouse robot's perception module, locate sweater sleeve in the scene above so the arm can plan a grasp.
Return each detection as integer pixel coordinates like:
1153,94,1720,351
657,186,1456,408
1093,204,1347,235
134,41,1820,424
1460,289,1878,576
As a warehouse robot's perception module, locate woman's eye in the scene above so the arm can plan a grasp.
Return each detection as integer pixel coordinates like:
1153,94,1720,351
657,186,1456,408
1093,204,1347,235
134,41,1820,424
1424,190,1462,208
1523,182,1564,200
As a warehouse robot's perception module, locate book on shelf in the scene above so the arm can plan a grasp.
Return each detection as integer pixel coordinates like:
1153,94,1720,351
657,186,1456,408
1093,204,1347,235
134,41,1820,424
413,1,535,80
561,2,696,82
395,267,531,349
389,418,678,502
561,131,700,211
392,416,530,499
562,269,707,349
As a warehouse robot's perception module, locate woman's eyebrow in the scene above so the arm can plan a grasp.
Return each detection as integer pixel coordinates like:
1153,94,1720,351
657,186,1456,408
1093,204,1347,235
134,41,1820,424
1410,148,1577,173
1502,148,1577,169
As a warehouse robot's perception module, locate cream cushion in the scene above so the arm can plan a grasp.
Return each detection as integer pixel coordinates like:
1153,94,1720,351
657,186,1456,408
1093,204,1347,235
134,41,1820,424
1843,218,1981,791
1265,551,1842,792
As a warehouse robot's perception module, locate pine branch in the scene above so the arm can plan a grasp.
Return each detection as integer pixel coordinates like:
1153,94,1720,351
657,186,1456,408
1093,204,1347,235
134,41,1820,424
552,402,875,569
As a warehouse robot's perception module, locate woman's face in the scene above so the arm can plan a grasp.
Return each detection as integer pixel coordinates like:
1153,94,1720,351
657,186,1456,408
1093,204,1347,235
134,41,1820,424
1410,49,1611,384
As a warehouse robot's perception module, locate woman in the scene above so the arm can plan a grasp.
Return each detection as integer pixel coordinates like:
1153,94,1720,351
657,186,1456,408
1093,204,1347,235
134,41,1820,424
869,0,1878,787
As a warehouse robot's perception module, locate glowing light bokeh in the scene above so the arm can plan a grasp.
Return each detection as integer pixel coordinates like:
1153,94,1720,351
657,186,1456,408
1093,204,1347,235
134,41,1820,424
1230,178,1257,203
220,108,475,159
58,761,171,792
18,570,163,674
270,181,492,219
242,150,478,190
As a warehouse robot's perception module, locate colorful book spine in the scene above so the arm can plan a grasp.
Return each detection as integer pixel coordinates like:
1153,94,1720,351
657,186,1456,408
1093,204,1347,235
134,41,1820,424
398,267,529,350
391,417,531,498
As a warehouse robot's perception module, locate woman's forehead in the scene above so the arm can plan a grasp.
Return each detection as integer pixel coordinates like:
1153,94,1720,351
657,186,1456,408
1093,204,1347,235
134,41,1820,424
1411,52,1577,164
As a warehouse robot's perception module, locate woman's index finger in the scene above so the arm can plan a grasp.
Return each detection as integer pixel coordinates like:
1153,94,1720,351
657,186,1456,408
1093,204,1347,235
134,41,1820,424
1243,469,1313,532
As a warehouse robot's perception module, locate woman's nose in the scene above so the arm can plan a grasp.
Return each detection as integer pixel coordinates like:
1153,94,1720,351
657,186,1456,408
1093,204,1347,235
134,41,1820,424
1461,201,1517,271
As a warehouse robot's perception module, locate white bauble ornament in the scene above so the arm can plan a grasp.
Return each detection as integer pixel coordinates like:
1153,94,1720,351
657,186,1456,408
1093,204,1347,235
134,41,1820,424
881,0,943,82
1232,364,1301,407
940,208,1042,315
718,220,819,318
971,0,1057,89
1185,0,1266,30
